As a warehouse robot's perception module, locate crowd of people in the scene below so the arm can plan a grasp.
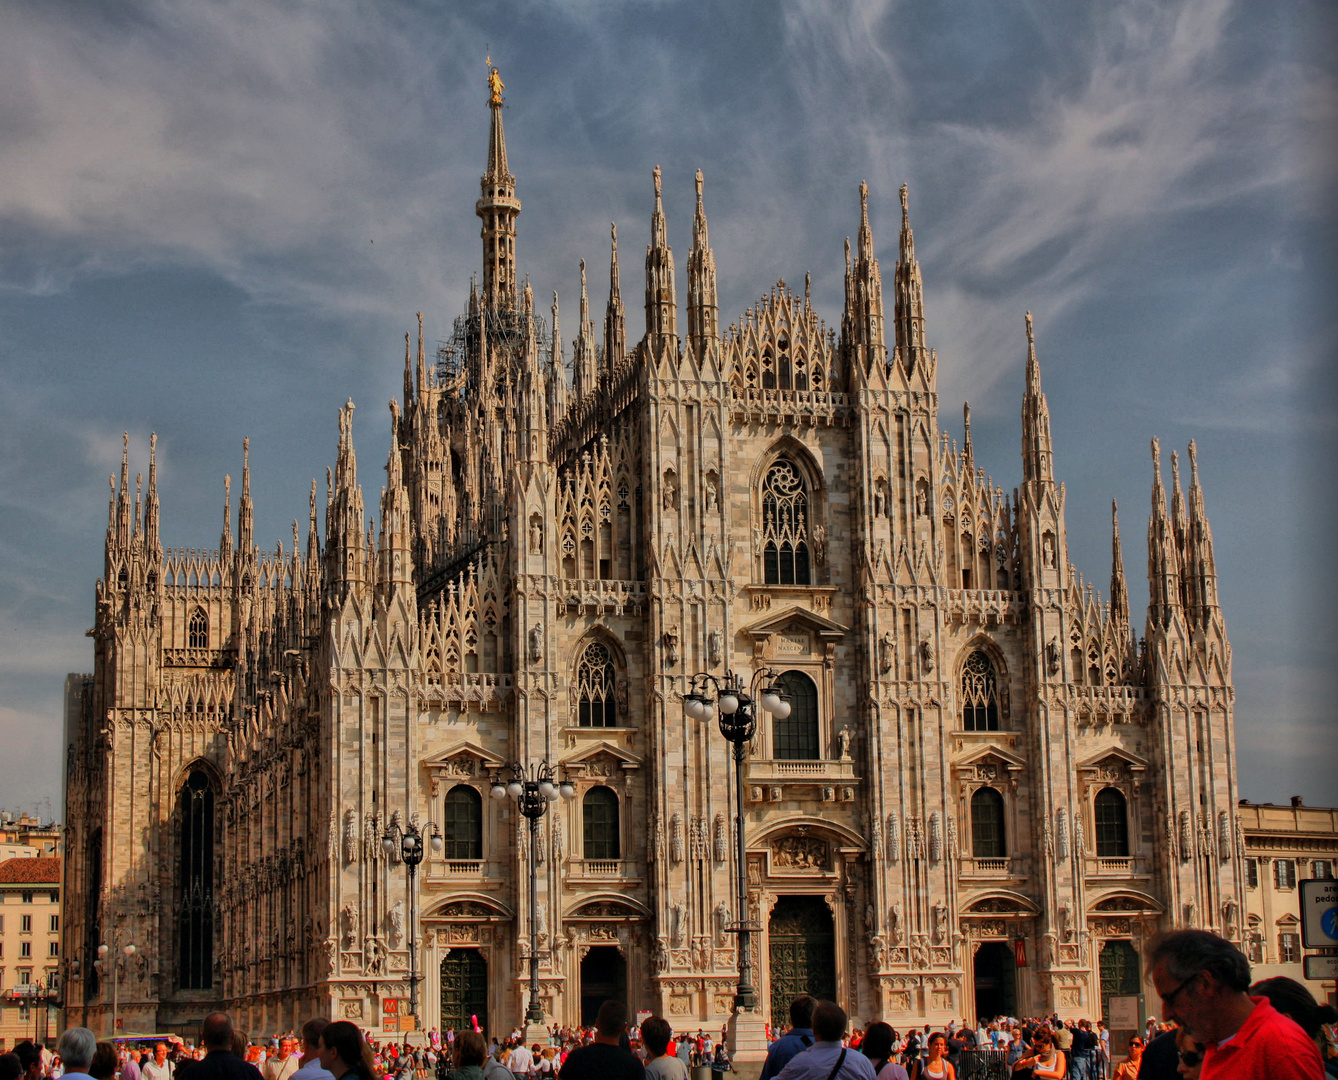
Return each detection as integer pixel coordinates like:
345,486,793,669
7,930,1335,1080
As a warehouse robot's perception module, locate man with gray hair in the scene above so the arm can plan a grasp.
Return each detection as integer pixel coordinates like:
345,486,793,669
55,1029,97,1080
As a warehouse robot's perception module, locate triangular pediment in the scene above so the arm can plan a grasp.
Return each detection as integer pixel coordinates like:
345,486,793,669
1076,746,1149,774
422,739,506,778
739,604,848,640
562,740,642,770
952,742,1028,771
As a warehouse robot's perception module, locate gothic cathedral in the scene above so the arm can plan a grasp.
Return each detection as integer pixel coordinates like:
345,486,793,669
62,72,1244,1039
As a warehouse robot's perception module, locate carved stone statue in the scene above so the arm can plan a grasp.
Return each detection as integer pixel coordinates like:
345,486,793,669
343,810,358,866
713,814,727,864
932,900,947,944
714,901,730,948
1043,533,1056,568
919,638,935,674
1045,638,1060,676
704,476,718,512
387,899,405,948
528,623,543,665
708,629,723,667
1059,898,1074,942
813,524,827,566
838,725,852,761
889,901,904,944
670,813,684,864
880,630,895,674
663,626,680,668
340,903,359,950
670,902,685,948
529,519,542,554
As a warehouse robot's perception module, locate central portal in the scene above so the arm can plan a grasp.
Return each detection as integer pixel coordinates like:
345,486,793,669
972,941,1017,1022
768,895,836,1029
579,945,627,1026
439,949,488,1035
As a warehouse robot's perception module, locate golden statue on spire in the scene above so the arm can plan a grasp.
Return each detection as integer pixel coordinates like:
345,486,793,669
486,57,504,105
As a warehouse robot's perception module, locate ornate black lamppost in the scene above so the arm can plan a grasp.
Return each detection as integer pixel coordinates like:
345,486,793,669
683,670,790,1015
491,761,574,1034
94,932,135,1037
382,816,443,1030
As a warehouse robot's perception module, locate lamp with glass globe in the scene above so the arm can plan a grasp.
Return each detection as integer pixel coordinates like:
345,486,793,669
493,760,574,1042
381,813,443,1029
94,932,136,1037
681,666,788,1040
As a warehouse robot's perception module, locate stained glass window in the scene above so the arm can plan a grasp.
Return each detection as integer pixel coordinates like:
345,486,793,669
762,461,811,585
961,650,999,731
576,642,617,727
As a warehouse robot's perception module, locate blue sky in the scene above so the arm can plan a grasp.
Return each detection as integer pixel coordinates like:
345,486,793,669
1,0,1334,815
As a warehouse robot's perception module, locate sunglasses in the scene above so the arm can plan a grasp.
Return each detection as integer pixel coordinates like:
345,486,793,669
1159,972,1201,1008
1179,1048,1203,1067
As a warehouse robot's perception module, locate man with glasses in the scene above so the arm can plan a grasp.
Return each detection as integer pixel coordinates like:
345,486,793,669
1146,929,1322,1079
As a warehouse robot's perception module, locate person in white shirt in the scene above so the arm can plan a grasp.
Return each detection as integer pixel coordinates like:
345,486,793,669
503,1042,531,1079
289,1020,334,1080
143,1045,174,1080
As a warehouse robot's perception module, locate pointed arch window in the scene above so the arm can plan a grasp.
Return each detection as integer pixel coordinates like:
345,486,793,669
583,786,620,860
772,671,819,760
762,460,811,585
177,769,214,990
961,650,999,731
576,642,617,728
971,787,1006,858
188,608,209,649
442,785,483,860
1094,787,1130,858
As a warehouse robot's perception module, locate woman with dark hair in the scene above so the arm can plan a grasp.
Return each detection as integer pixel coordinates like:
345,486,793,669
911,1033,954,1080
318,1023,377,1080
862,1023,909,1080
441,1033,486,1080
1013,1030,1064,1080
90,1044,120,1080
1252,976,1338,1076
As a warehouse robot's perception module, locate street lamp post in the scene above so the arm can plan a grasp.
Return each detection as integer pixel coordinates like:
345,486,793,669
683,669,790,1050
491,761,574,1040
382,816,443,1032
95,934,136,1037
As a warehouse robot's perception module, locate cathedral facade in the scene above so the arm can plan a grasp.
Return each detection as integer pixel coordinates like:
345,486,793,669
62,74,1245,1040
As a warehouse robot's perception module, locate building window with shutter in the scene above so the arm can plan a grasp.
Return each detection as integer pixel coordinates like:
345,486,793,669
1094,788,1130,858
1275,859,1296,889
1278,933,1299,963
1245,858,1259,889
1312,860,1333,879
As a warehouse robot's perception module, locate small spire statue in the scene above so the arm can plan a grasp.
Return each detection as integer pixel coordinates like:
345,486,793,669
486,58,504,105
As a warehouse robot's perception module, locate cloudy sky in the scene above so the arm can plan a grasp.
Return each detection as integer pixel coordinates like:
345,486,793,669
1,0,1333,816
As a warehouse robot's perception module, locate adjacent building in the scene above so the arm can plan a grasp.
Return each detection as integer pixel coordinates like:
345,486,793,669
0,858,61,1047
62,70,1245,1040
1239,798,1338,1005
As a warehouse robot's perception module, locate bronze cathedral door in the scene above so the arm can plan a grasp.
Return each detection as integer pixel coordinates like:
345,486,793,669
768,896,836,1027
439,949,488,1034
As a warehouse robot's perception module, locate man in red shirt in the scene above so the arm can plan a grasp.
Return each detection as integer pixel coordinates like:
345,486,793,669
1147,929,1322,1079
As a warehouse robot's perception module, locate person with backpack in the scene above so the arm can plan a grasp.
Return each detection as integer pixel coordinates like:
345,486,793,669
760,997,818,1080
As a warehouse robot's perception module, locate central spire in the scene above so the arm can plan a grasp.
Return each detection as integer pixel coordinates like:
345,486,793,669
477,61,521,309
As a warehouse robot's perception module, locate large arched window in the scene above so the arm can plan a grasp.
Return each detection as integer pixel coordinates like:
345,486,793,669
583,786,620,860
1094,787,1130,857
575,642,617,728
442,785,483,860
761,460,811,586
772,671,820,760
961,650,999,731
188,608,209,649
971,787,1006,858
177,769,215,990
